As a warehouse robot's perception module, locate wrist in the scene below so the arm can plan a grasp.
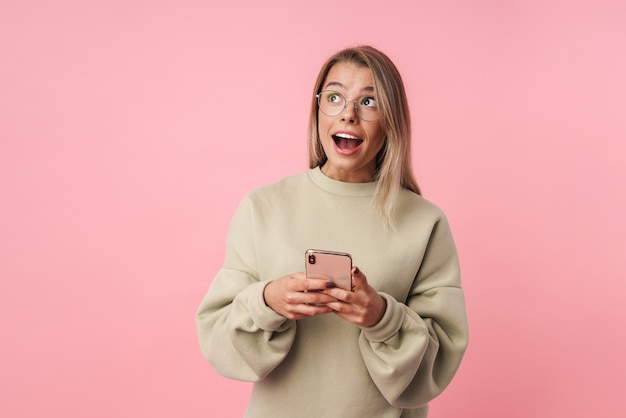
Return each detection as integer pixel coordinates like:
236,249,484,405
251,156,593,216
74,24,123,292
373,294,387,325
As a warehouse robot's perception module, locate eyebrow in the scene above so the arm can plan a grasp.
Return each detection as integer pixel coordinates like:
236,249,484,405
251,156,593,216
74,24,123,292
323,81,375,94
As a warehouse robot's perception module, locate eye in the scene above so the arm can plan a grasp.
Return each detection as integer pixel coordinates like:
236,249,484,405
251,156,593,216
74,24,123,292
359,96,377,108
325,91,342,103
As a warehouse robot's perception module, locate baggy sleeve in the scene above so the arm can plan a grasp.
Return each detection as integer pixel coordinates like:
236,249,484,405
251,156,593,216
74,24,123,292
196,196,296,381
358,213,469,407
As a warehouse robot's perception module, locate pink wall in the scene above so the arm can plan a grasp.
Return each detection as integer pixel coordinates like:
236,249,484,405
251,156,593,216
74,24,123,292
1,1,625,417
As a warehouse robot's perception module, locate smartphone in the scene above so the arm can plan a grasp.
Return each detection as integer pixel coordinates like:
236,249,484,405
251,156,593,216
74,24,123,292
305,249,352,291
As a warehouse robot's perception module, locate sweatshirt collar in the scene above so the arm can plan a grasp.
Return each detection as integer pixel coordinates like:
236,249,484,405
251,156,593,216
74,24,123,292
308,166,378,197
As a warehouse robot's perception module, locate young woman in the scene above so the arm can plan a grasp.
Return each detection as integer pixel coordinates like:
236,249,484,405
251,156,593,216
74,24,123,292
197,45,468,418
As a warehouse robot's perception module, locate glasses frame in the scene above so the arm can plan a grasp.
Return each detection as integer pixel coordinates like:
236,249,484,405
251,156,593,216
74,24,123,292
315,90,381,122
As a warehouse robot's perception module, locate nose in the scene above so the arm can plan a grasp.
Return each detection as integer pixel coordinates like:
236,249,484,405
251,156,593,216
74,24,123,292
340,100,359,124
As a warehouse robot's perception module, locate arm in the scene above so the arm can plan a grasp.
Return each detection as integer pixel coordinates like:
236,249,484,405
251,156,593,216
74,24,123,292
195,197,296,381
357,215,469,407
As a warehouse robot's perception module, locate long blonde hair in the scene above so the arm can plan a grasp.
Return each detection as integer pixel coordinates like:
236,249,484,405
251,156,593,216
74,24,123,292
308,45,420,228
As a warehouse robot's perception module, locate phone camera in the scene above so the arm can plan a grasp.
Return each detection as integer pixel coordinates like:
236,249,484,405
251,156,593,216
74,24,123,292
308,254,316,264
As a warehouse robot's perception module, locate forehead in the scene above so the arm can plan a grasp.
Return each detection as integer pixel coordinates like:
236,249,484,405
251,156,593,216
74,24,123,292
323,61,374,93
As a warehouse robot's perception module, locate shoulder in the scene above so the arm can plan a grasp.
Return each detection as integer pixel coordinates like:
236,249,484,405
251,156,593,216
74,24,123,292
394,188,454,237
398,188,446,219
250,170,309,195
242,170,311,206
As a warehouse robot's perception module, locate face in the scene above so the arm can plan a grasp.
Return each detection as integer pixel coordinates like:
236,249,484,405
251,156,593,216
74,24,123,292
317,62,386,183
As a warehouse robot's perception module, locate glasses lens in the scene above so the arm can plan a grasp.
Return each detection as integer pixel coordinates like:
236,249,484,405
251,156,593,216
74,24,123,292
356,96,379,121
318,91,345,117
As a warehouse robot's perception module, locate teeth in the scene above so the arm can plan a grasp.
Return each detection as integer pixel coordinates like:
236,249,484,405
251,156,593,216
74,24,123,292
334,133,360,140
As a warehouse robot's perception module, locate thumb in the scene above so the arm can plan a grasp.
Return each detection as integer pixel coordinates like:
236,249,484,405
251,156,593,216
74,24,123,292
351,266,367,291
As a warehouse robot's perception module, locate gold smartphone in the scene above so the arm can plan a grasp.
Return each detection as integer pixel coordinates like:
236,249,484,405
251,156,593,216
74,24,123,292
305,249,352,291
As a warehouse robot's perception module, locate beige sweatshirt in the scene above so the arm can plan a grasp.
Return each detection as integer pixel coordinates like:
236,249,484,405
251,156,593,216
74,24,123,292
196,167,468,418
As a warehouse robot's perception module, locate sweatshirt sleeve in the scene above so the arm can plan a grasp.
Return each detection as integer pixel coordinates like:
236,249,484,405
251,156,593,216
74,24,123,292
196,196,296,381
357,213,469,408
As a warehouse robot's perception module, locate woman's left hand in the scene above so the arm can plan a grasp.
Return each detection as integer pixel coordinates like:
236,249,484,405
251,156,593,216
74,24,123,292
323,266,387,327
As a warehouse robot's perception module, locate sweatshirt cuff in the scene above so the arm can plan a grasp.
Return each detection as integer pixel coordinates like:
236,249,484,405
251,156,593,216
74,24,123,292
247,280,289,332
360,293,404,342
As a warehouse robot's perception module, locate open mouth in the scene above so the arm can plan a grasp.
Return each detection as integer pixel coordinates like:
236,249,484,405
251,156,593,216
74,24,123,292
332,133,363,151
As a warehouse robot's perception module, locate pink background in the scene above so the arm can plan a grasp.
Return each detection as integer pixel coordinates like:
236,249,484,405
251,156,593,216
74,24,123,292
1,1,625,417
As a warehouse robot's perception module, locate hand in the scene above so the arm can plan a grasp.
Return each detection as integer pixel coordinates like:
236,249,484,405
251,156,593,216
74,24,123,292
263,272,339,320
323,267,387,327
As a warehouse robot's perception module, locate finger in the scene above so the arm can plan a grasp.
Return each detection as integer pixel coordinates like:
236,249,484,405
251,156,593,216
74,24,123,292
295,303,334,316
301,277,337,292
325,300,351,313
303,291,339,305
323,287,354,304
351,266,367,291
283,303,333,320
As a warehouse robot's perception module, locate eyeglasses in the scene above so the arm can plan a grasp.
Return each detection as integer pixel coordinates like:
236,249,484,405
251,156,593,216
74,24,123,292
316,90,380,122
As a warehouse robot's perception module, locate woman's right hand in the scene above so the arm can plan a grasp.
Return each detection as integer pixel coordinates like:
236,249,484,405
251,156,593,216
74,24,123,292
263,273,338,320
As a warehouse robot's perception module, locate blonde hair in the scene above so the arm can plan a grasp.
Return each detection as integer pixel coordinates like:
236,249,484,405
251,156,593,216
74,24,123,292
308,45,421,228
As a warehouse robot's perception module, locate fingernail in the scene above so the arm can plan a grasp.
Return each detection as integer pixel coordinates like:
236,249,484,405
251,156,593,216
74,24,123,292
353,267,360,275
325,281,336,288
